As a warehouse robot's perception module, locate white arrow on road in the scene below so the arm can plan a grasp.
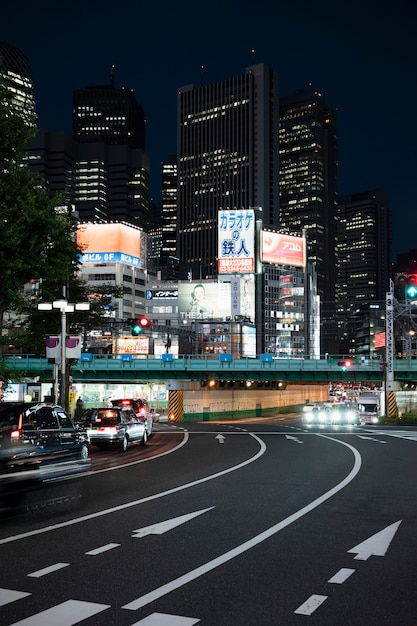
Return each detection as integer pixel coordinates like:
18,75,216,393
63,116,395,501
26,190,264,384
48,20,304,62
348,520,402,560
285,435,303,444
216,434,226,444
132,507,214,538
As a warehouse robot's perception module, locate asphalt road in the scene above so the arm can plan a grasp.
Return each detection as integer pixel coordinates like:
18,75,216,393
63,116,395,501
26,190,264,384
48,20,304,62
1,417,417,625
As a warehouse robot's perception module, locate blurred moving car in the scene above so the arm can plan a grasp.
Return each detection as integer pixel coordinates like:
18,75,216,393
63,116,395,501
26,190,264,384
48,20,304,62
75,406,148,452
329,403,359,425
109,398,153,435
0,403,90,517
302,402,317,413
0,402,89,461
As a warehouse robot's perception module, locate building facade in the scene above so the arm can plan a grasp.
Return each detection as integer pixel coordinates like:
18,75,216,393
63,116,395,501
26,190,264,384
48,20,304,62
336,189,392,354
0,41,36,128
279,88,338,353
177,63,280,279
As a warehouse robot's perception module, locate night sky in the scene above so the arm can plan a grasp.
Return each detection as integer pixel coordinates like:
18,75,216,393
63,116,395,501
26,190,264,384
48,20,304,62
2,0,415,259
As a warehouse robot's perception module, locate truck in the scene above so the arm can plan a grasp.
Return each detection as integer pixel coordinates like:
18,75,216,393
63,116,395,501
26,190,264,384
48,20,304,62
357,391,384,425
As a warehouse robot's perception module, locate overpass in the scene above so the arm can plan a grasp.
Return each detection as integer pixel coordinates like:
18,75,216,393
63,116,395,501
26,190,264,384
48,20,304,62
5,353,415,384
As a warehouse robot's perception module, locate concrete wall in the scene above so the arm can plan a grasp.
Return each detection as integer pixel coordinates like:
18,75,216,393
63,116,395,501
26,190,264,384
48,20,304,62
178,383,329,421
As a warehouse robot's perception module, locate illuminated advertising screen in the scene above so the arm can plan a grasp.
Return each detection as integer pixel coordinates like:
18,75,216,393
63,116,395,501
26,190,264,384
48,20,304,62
77,223,142,267
229,275,255,322
218,209,255,274
261,231,306,267
178,282,231,320
116,335,149,355
241,325,256,358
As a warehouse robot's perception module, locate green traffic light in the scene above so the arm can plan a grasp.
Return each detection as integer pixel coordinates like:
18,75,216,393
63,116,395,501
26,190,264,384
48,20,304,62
131,323,142,336
406,285,417,299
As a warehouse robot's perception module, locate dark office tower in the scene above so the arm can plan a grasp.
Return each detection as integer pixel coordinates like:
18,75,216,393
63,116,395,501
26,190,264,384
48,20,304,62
177,63,279,279
73,69,145,149
70,72,150,227
336,189,392,354
279,89,338,311
0,41,36,128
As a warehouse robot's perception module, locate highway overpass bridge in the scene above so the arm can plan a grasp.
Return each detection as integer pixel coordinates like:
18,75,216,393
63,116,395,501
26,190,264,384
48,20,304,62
5,353,416,385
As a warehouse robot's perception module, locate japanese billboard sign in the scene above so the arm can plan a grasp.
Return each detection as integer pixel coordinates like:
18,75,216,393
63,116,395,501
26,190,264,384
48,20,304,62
261,231,306,268
77,223,142,267
178,282,231,320
218,209,255,274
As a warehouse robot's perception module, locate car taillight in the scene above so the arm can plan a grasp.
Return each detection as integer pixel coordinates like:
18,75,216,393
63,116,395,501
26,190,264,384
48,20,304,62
99,426,119,434
10,429,21,441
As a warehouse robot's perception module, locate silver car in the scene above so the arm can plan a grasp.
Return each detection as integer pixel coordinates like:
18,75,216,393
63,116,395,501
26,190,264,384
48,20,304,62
76,407,147,452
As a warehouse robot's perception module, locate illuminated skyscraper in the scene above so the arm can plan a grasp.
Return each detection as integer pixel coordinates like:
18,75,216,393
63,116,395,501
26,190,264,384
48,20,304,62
0,41,36,127
177,63,279,279
279,89,338,305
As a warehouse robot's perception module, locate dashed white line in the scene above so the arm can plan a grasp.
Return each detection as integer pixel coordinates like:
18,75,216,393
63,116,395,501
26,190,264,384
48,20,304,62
294,594,328,615
86,543,120,555
27,563,69,578
328,567,355,584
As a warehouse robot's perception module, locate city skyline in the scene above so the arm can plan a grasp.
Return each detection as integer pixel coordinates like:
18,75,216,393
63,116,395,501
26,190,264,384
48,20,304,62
2,0,415,259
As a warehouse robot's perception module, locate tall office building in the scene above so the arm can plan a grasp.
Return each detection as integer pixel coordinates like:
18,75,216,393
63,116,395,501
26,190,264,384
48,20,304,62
0,41,36,128
25,72,150,228
73,68,145,149
279,89,338,305
336,189,392,354
177,63,279,279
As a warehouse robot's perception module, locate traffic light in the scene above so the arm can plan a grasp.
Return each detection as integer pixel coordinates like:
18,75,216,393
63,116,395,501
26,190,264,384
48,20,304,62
406,275,417,300
131,316,151,336
337,358,353,371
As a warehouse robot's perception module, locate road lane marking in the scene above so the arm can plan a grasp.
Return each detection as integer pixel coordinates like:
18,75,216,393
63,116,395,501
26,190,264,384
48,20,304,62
0,588,31,606
85,543,120,555
9,599,110,625
348,520,402,560
132,508,214,538
294,594,328,615
356,435,386,443
122,435,361,611
328,568,355,584
285,435,303,443
0,433,266,546
131,613,200,624
27,563,69,578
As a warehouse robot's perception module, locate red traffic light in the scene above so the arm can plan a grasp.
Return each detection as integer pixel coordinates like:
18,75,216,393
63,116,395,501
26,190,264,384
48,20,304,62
138,316,151,328
337,359,353,370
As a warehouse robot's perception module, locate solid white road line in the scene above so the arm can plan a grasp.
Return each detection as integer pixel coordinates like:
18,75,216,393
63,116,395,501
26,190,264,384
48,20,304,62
122,435,361,611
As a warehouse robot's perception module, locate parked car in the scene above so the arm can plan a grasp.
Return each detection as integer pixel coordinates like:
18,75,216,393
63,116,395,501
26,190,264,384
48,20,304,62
0,402,89,461
75,406,148,452
109,398,153,435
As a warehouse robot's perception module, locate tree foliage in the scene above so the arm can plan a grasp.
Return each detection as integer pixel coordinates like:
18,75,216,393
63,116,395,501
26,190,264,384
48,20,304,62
0,73,124,383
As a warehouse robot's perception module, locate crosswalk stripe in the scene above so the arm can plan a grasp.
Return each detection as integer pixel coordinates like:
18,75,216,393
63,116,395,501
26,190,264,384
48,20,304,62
0,588,31,607
9,599,110,626
130,612,200,625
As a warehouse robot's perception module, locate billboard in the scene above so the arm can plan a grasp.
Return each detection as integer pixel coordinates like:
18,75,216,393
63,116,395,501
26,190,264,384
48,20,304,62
218,209,255,274
261,231,306,267
178,282,231,320
229,274,255,321
77,223,142,267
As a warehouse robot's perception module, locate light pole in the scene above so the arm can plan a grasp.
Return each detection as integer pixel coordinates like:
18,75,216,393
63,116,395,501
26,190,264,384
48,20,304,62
38,299,90,409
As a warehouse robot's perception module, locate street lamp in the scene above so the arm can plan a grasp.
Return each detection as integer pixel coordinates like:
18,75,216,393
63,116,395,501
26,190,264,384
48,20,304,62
38,299,90,409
